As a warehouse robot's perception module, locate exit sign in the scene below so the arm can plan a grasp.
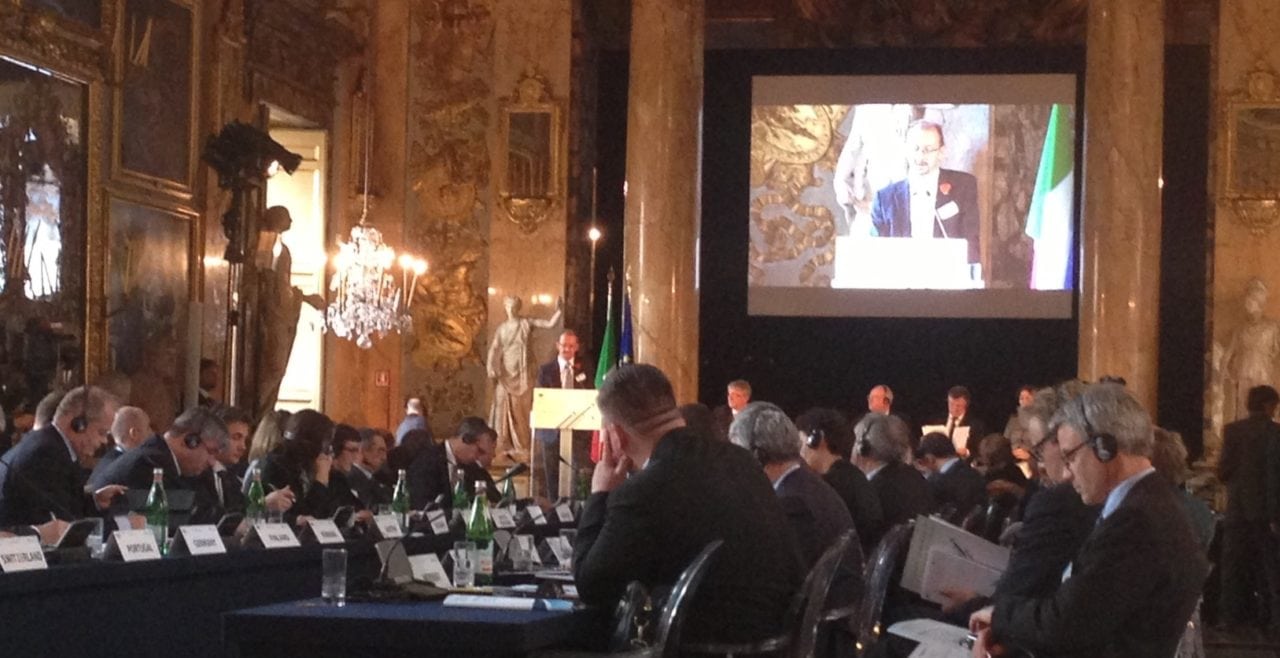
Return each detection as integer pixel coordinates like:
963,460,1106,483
374,370,390,387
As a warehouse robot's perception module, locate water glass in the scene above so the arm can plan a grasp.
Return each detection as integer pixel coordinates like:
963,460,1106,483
452,540,476,588
85,518,105,559
321,548,347,606
558,529,577,570
268,508,285,525
509,536,533,572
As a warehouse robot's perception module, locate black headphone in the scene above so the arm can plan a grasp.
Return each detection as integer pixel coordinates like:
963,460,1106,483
857,438,872,457
805,428,824,449
183,433,203,450
1077,398,1117,463
70,384,89,433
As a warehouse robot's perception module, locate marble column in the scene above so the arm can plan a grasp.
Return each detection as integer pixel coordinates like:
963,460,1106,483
622,0,703,402
1078,0,1165,411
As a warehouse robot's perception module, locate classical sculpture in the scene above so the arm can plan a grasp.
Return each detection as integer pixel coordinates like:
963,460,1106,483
487,295,562,460
1222,278,1280,423
254,206,323,420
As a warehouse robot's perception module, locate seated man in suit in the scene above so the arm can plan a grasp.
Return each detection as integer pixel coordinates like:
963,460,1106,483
870,120,981,267
970,383,1208,658
91,406,151,479
797,407,884,556
0,386,126,527
575,364,802,645
90,407,229,525
854,412,933,547
406,417,495,512
937,385,986,460
193,406,251,518
349,428,392,509
914,432,985,525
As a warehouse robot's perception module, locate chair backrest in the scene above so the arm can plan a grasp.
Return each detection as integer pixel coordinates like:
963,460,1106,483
791,529,857,658
853,522,914,655
654,539,723,658
608,581,653,652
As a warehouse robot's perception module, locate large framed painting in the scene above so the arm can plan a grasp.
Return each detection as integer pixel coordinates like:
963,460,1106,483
106,196,192,427
112,0,197,196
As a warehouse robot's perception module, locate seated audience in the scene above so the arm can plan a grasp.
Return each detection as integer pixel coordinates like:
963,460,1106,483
1152,427,1214,551
0,386,125,526
914,432,985,525
406,417,496,512
970,383,1209,658
854,412,933,545
972,433,1030,540
349,428,392,508
197,406,251,516
796,407,884,555
575,364,802,645
242,409,288,489
261,409,343,523
92,405,151,477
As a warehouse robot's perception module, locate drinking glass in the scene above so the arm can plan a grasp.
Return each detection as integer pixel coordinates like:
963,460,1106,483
558,529,577,570
453,540,476,588
509,536,533,572
321,548,347,606
85,518,105,559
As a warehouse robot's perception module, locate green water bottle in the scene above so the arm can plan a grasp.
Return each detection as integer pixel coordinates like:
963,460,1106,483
452,468,469,516
467,481,494,585
391,468,411,531
245,469,266,523
144,468,168,556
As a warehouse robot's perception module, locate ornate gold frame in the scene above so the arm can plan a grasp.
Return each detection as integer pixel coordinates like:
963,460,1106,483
109,0,201,200
0,1,112,381
1224,64,1280,235
496,69,566,234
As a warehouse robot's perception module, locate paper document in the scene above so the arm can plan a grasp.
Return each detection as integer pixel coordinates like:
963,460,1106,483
920,547,1004,605
443,594,573,611
889,619,972,658
901,514,1009,596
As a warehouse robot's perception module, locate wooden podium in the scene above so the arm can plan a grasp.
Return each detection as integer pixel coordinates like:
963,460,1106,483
531,388,601,498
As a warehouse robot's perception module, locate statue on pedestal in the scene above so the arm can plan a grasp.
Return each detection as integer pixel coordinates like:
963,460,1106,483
1222,278,1280,426
254,206,323,420
487,295,562,461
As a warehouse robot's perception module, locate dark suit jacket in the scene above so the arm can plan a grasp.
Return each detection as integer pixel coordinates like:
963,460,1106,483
406,442,452,511
533,357,595,446
87,435,181,492
261,452,348,522
776,465,862,608
347,464,391,509
991,473,1209,658
928,459,987,524
823,458,884,554
934,413,988,459
868,461,934,537
870,169,981,263
0,426,92,525
1220,413,1280,522
575,428,803,644
996,482,1098,599
90,445,126,482
193,466,247,519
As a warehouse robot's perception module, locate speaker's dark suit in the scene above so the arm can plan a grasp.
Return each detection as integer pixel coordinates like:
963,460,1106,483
0,426,93,525
870,169,981,263
991,473,1209,658
1218,413,1280,626
930,413,987,460
927,459,986,525
823,458,884,555
868,461,934,541
534,357,594,499
575,428,803,644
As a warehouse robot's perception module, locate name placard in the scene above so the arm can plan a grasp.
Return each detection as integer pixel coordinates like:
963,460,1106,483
107,529,162,562
0,536,47,573
515,534,541,566
490,508,516,530
373,514,403,539
426,510,450,536
251,522,301,549
408,553,451,588
528,506,548,526
171,525,226,556
545,536,571,568
555,503,574,523
307,519,345,545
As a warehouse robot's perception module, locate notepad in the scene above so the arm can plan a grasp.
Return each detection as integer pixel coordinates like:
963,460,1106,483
442,594,573,611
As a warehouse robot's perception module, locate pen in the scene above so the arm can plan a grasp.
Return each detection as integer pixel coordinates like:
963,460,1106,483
950,537,973,560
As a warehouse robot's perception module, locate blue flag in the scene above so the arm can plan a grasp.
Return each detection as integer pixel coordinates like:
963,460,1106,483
619,289,634,364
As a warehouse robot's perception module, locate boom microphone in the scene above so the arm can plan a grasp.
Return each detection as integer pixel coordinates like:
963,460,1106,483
494,462,529,484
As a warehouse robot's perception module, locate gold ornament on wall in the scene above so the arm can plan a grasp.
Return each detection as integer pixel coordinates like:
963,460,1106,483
1225,63,1280,235
497,69,564,234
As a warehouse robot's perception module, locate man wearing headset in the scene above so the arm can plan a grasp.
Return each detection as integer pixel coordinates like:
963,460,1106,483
0,386,126,528
853,412,933,547
406,416,495,512
969,383,1208,658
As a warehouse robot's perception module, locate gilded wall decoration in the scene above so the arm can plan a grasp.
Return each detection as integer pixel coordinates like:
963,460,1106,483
783,0,1086,47
402,0,493,427
245,0,362,126
113,0,197,195
497,71,564,234
1224,65,1280,235
21,0,102,30
0,59,89,414
0,1,111,81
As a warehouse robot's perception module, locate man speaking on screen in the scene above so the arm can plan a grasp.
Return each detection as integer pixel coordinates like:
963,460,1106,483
870,120,981,267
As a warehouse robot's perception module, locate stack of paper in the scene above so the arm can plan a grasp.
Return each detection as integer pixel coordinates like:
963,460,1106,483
901,514,1009,605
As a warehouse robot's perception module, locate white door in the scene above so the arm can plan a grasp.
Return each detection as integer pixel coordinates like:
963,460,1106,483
266,128,327,413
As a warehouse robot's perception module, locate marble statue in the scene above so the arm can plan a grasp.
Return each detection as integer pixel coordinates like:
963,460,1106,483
487,295,562,460
254,206,323,420
1222,278,1280,424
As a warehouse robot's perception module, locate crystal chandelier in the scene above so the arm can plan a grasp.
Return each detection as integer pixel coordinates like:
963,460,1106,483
324,80,427,349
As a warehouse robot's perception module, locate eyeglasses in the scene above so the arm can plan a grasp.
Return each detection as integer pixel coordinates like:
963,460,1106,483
1030,434,1057,462
1058,440,1090,471
910,146,941,155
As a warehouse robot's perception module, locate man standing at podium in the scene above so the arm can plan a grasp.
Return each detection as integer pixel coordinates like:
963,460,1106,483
535,330,593,500
870,120,981,266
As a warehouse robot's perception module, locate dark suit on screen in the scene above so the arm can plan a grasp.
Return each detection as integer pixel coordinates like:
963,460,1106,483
574,428,803,645
534,357,594,500
823,458,884,554
870,169,981,263
0,426,93,525
990,473,1208,658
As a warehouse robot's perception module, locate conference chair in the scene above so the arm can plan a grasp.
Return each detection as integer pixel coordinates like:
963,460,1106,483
853,523,914,656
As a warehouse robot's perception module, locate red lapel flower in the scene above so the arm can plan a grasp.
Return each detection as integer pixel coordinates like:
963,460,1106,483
939,182,952,196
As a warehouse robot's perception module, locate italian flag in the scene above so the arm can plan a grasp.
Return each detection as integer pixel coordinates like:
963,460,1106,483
1025,104,1075,290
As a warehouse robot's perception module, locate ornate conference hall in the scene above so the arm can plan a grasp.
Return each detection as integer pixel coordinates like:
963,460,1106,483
0,0,1275,657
